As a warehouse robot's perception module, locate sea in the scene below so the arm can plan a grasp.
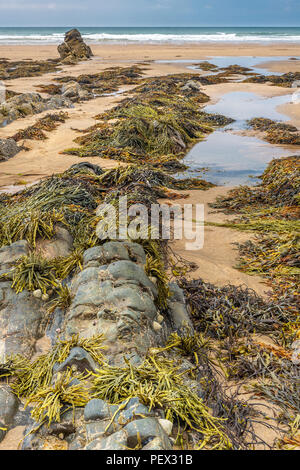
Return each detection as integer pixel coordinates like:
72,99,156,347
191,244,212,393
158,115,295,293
1,27,300,45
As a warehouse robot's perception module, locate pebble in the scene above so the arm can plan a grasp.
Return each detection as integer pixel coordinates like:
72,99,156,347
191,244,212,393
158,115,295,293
158,419,173,436
153,321,162,332
33,289,42,299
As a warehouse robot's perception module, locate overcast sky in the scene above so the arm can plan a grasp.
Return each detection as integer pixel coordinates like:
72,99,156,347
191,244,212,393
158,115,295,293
0,0,300,27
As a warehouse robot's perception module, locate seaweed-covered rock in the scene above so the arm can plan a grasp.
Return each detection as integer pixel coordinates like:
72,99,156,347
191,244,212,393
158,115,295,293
58,29,93,64
83,397,171,450
0,92,72,126
0,138,21,161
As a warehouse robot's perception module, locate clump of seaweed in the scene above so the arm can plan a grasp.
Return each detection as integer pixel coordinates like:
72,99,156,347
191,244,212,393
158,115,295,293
35,84,62,95
27,369,89,426
179,278,292,341
46,283,73,315
11,112,69,142
9,252,58,294
0,334,104,396
0,334,104,426
194,61,219,71
0,58,61,80
243,71,300,87
248,117,300,145
54,65,146,99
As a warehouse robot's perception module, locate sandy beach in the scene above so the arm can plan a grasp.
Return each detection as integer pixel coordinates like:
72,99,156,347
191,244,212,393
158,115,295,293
0,42,300,295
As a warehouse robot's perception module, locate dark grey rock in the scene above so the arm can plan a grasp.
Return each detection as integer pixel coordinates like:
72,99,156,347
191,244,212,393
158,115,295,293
124,417,172,449
84,398,118,422
0,385,19,442
0,285,45,359
55,347,98,373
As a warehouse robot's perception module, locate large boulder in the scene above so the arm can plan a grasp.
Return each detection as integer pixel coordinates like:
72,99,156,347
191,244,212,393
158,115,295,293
58,29,93,64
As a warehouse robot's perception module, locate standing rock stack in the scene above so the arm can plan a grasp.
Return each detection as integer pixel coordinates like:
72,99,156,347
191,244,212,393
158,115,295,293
57,29,93,64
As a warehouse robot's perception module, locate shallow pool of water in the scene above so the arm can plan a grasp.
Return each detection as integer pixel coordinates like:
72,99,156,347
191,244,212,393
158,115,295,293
183,130,294,186
204,91,292,129
182,90,296,186
156,56,300,77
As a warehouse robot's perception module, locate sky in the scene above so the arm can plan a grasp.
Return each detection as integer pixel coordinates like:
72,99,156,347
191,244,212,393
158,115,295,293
0,0,300,27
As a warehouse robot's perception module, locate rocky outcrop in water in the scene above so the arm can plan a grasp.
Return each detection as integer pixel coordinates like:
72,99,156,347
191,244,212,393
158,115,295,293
58,29,93,64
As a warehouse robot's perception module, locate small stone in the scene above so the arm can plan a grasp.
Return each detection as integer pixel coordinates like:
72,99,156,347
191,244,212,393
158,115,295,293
42,293,49,301
58,433,64,440
157,314,164,324
153,321,162,332
158,419,173,436
33,289,42,299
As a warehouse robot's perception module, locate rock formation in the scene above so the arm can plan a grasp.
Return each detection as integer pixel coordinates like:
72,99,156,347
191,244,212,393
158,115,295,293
58,29,93,64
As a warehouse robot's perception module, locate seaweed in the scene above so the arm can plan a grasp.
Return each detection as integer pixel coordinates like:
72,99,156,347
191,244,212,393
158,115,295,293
54,65,146,98
210,156,299,311
243,71,300,88
64,73,233,172
35,84,62,95
0,58,61,81
0,334,104,425
194,61,219,71
91,354,232,450
248,117,300,145
11,112,69,142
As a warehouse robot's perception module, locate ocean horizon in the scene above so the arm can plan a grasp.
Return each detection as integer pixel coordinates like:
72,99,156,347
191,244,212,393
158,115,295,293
2,26,300,45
